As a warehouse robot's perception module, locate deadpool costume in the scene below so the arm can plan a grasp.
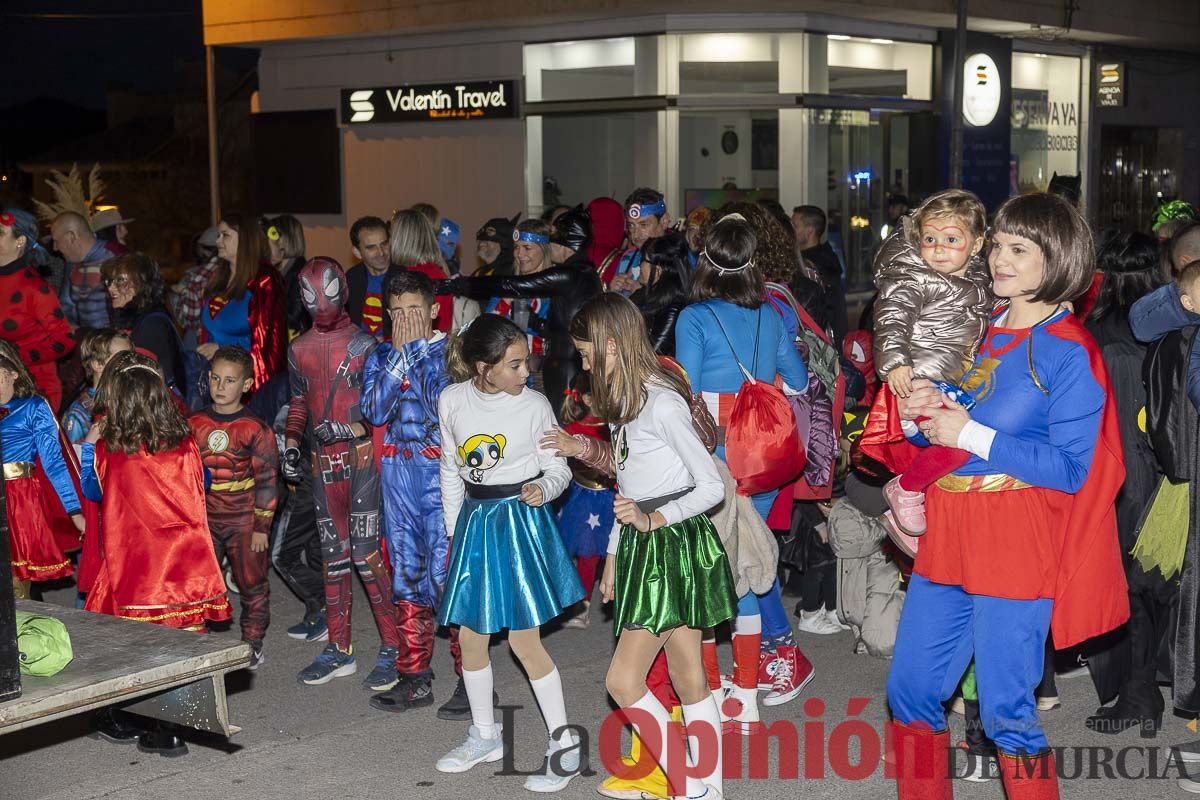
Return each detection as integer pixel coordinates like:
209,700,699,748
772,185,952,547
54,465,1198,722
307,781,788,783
441,206,601,407
189,407,278,646
284,258,400,676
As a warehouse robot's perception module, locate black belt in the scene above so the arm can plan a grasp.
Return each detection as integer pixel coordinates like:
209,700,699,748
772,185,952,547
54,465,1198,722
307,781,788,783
635,488,693,515
465,472,543,500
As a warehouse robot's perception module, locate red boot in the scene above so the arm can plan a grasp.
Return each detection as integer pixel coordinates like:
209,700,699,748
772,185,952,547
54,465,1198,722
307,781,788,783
888,720,952,800
998,751,1059,800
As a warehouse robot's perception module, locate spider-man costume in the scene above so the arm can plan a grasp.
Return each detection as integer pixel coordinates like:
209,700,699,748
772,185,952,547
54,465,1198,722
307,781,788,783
189,407,278,644
284,258,399,655
361,331,451,678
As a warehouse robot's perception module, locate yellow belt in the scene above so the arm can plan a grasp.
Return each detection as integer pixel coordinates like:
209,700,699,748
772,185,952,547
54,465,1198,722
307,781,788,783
3,462,34,480
573,474,609,492
210,477,255,492
936,473,1031,493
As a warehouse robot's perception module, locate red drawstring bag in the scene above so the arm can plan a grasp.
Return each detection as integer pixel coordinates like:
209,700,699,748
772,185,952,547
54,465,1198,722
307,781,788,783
704,307,805,496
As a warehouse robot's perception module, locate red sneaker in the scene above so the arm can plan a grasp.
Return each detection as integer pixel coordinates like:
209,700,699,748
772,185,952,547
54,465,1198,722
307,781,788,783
763,645,815,707
756,649,779,691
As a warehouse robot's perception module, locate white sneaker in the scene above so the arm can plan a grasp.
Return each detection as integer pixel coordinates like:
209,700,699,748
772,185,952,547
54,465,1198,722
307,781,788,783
524,735,582,792
720,684,762,736
822,608,851,631
435,724,505,773
796,609,842,635
562,601,590,630
1036,695,1061,712
961,752,998,783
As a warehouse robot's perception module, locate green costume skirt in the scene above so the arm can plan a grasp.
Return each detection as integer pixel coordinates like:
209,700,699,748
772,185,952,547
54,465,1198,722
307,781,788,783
613,513,737,636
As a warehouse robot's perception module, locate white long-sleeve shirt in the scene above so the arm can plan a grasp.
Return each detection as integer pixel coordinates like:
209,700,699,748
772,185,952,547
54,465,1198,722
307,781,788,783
438,381,571,535
606,382,724,553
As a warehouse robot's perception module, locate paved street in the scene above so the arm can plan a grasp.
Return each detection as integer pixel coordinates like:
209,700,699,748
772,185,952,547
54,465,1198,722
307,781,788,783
1,575,1192,799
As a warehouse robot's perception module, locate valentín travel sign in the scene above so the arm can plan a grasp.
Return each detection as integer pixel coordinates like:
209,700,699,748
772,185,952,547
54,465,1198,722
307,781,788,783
340,80,519,124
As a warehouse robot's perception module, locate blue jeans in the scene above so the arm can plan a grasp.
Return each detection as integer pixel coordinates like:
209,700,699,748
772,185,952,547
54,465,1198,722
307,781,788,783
887,575,1052,756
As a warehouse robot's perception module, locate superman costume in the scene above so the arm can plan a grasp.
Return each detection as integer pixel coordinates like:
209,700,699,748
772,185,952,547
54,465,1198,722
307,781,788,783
190,407,278,644
361,331,452,678
81,438,231,628
885,309,1127,796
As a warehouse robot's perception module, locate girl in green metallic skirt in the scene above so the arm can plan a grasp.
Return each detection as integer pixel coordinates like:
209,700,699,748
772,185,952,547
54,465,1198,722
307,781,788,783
563,294,736,800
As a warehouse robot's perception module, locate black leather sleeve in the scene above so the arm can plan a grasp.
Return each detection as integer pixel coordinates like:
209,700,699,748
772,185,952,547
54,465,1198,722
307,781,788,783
647,304,682,354
446,267,576,303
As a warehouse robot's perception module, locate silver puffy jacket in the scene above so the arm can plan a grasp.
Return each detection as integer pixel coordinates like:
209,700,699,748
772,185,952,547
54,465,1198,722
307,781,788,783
872,219,994,384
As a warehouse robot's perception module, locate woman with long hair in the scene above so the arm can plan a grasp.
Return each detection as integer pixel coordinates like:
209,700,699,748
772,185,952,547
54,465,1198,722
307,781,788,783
629,230,691,356
267,214,311,335
198,212,287,391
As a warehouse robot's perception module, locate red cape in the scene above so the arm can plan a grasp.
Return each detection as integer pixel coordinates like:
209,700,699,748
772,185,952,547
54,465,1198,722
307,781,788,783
1045,314,1128,648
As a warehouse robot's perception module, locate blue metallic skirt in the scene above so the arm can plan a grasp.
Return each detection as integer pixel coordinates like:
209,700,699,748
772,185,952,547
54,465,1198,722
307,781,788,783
437,493,584,634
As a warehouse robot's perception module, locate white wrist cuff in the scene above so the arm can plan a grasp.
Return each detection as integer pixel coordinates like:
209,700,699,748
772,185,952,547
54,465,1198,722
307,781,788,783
957,420,997,460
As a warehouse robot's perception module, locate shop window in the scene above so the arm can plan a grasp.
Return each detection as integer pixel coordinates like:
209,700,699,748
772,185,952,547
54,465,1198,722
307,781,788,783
680,111,779,202
679,33,779,94
1010,53,1081,193
525,37,658,102
1098,126,1185,231
824,37,933,100
533,112,663,209
810,108,937,290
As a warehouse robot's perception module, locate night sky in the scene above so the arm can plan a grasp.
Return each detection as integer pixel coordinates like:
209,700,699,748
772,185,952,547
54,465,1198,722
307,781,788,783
4,1,205,110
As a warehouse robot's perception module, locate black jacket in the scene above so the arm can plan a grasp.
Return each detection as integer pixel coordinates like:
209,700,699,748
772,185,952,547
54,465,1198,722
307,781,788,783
630,285,685,357
345,262,406,331
113,302,186,393
802,242,848,346
445,252,602,364
280,257,311,335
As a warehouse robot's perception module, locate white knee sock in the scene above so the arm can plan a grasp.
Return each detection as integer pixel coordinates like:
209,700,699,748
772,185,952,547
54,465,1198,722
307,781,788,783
529,668,574,745
462,664,498,739
682,695,723,798
630,691,705,798
734,612,762,636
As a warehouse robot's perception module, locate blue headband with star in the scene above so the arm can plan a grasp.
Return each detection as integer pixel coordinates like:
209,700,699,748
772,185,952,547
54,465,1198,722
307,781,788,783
627,200,666,220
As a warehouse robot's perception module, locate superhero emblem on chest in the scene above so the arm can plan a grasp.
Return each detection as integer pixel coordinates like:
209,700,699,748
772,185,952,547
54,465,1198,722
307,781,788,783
207,429,230,454
959,357,1001,404
458,433,506,483
615,427,630,471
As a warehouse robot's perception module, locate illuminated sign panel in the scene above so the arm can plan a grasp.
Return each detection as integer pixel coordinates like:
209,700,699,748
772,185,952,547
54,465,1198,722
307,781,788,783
340,81,519,123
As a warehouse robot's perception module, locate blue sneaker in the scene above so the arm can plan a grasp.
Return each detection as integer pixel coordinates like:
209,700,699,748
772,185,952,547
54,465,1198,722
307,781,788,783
362,646,400,691
435,725,504,773
297,644,356,686
286,608,328,642
524,735,583,792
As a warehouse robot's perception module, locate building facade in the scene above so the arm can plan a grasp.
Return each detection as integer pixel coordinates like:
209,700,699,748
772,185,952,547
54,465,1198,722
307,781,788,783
204,2,1200,284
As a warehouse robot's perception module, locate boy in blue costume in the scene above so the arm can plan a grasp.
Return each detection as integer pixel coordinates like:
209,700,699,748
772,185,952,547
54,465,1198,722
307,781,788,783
361,271,455,711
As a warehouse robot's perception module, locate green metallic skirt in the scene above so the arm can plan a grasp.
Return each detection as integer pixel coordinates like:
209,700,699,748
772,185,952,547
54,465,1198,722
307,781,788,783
613,513,737,636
